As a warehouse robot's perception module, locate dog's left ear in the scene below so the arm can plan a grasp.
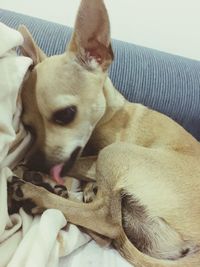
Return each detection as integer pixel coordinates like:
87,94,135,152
68,0,114,71
18,25,46,66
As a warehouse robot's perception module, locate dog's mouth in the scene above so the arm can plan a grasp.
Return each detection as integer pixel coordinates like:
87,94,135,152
50,146,81,184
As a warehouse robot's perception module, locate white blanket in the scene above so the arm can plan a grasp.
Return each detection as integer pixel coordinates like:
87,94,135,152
0,23,131,267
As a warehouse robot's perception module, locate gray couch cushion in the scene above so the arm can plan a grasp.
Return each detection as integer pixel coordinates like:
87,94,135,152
1,9,200,140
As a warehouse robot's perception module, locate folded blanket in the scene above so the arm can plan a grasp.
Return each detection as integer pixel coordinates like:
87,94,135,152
0,23,91,267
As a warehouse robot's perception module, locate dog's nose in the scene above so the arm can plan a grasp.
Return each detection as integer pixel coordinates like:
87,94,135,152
26,150,49,173
26,147,82,176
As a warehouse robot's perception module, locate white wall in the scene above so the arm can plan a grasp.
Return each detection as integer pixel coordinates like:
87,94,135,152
1,0,200,60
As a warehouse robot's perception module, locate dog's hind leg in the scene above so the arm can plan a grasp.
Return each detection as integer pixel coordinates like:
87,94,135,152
122,194,198,261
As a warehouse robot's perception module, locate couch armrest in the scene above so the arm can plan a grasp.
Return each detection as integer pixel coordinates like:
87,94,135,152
1,9,200,140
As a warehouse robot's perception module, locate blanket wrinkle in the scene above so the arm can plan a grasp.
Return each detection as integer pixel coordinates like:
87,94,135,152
0,22,91,267
7,210,66,267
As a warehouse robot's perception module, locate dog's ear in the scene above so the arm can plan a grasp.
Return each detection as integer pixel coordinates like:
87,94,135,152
18,25,46,66
68,0,113,71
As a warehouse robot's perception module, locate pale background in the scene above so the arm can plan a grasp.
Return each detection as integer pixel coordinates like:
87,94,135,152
1,0,200,60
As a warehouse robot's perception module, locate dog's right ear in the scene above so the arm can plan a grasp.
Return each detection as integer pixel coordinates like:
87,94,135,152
68,0,114,72
18,25,46,66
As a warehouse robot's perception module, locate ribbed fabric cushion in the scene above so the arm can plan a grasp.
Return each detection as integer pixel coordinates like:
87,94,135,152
1,9,200,140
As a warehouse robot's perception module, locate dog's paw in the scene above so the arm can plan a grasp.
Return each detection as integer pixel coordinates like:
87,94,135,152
23,171,54,192
8,176,42,215
23,170,68,199
8,173,69,216
166,242,200,261
8,176,26,201
83,182,98,203
54,185,68,198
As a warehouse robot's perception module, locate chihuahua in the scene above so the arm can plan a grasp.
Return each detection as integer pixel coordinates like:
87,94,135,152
11,0,200,266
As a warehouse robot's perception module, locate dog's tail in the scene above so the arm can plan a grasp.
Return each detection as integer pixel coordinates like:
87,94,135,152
114,231,200,267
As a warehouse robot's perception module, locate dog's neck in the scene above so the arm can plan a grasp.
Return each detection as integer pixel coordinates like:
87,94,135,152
98,77,126,126
83,77,129,155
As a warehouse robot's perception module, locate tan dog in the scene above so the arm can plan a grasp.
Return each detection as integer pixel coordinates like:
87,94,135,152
14,0,200,266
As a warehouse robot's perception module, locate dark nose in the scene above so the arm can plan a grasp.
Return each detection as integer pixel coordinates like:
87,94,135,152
26,150,50,173
26,147,82,175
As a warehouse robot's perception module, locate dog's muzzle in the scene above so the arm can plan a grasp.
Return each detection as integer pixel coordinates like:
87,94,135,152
26,146,81,184
50,146,82,184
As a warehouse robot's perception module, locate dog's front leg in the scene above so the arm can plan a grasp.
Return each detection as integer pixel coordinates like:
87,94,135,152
9,178,120,240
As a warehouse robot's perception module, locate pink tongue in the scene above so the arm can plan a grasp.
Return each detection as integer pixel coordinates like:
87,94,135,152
50,163,64,185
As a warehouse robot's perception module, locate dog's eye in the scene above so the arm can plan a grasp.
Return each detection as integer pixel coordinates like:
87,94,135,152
53,106,77,125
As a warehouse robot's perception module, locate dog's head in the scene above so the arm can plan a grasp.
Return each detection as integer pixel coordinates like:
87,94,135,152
19,0,113,180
